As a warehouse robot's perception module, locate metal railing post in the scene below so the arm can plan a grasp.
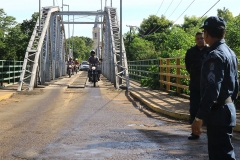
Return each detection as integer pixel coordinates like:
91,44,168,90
176,58,181,93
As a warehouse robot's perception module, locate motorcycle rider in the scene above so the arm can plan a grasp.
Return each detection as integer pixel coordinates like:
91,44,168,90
87,50,101,81
74,58,80,72
67,57,74,75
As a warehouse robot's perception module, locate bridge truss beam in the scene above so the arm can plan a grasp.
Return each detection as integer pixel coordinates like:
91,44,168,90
18,6,67,91
18,6,129,91
102,7,129,89
53,11,107,16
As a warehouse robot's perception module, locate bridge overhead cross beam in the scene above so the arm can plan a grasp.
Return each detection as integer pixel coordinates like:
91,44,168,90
54,11,107,16
62,22,105,24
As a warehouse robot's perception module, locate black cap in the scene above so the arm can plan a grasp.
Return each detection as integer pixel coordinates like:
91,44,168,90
200,16,226,29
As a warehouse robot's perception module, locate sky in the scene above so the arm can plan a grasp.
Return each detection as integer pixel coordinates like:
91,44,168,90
1,0,240,39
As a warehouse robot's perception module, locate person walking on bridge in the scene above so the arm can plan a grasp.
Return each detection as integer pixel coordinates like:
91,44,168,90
192,16,239,160
185,32,209,140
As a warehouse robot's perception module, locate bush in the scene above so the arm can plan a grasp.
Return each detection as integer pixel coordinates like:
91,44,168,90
140,65,159,89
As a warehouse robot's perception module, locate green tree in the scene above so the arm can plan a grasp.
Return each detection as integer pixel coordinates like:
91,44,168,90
138,15,173,52
162,26,195,58
181,15,206,35
21,12,39,37
128,37,156,60
4,24,28,60
0,10,38,60
0,8,18,60
0,8,17,33
139,15,173,35
67,36,94,62
0,29,5,58
225,15,240,53
123,28,139,60
217,7,234,22
80,36,94,49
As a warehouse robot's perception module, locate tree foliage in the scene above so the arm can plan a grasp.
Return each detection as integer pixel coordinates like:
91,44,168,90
140,65,160,89
139,15,173,35
66,36,94,62
161,26,195,58
225,15,240,53
127,37,156,60
0,7,240,63
21,12,38,37
0,8,93,61
217,7,234,22
124,7,239,61
0,9,38,60
0,8,16,33
4,24,28,60
139,15,173,52
181,15,206,35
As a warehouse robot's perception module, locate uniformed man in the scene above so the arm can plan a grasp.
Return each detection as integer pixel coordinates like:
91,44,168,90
185,32,208,140
192,16,239,159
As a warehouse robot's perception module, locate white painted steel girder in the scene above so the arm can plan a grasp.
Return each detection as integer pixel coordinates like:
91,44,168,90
18,6,66,91
18,6,129,91
102,7,129,89
54,11,107,16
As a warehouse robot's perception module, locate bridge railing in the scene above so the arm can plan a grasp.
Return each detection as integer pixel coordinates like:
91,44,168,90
159,57,190,94
129,55,240,97
128,59,159,82
0,60,23,87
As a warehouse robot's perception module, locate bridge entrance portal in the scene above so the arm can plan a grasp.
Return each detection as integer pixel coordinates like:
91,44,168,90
18,6,129,91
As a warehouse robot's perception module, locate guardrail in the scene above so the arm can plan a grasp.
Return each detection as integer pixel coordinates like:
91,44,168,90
128,54,240,96
159,57,190,94
128,59,159,82
0,60,23,87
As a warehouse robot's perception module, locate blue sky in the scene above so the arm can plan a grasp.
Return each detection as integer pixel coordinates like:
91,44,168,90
1,0,239,39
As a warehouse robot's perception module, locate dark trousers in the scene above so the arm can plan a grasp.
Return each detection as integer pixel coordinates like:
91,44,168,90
207,126,235,160
189,81,201,124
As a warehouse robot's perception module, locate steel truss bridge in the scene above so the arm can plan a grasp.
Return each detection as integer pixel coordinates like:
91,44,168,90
18,6,129,91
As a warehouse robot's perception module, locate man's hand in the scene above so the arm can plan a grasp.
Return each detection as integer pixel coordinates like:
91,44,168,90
191,119,203,136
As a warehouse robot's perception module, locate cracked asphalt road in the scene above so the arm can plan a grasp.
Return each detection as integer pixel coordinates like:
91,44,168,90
0,72,239,160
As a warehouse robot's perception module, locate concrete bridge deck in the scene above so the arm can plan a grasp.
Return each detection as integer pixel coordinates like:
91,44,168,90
1,73,240,131
129,81,240,132
0,71,239,159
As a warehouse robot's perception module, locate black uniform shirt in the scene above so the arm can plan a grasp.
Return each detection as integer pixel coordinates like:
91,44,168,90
185,45,209,82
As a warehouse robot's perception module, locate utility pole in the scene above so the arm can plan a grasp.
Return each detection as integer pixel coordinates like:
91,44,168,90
126,25,137,57
39,0,41,32
68,6,70,57
63,4,70,56
126,25,137,43
101,0,103,59
111,0,112,7
72,15,74,58
96,12,100,58
120,0,122,64
53,0,55,6
119,0,122,84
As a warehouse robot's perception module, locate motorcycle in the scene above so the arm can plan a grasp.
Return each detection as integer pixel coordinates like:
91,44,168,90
74,65,79,74
89,63,98,87
67,64,73,78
